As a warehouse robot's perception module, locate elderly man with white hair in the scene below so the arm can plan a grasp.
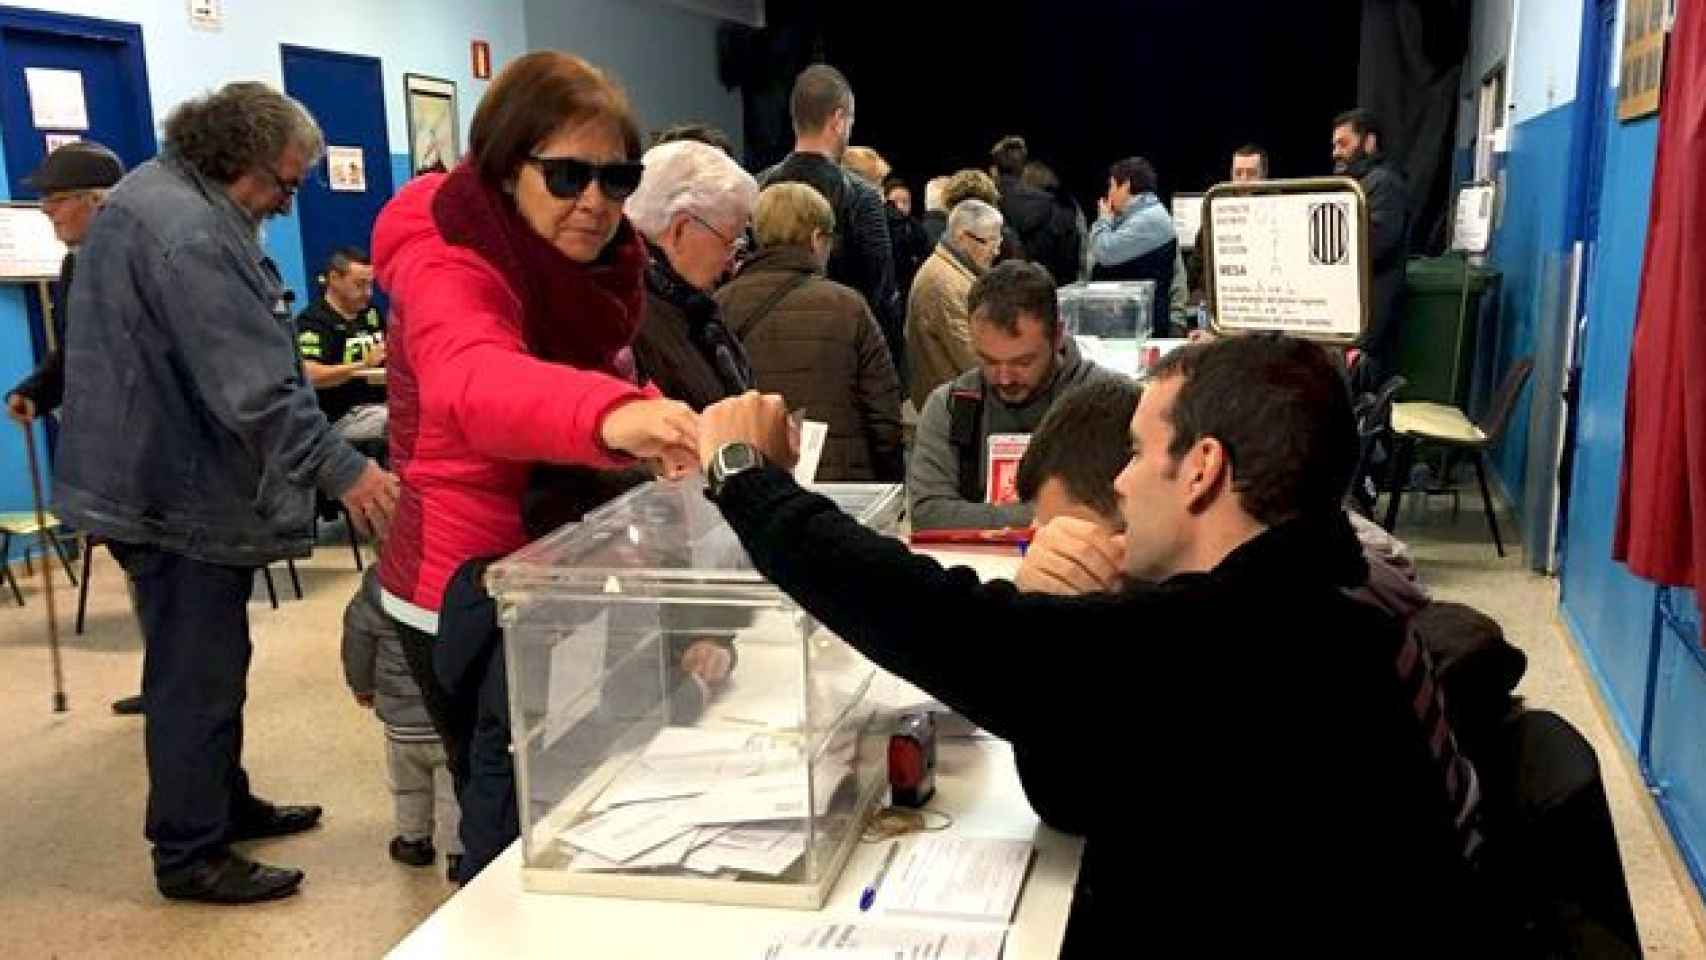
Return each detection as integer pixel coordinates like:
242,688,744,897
904,197,1004,408
626,139,760,410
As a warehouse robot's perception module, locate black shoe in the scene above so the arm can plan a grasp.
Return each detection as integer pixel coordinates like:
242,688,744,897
446,853,463,882
230,799,323,842
111,694,144,716
389,836,435,867
158,851,303,904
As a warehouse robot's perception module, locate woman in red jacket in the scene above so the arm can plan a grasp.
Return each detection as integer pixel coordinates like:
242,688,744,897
372,51,698,879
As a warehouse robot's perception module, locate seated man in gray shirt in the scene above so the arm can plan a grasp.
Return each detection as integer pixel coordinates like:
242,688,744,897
906,260,1126,530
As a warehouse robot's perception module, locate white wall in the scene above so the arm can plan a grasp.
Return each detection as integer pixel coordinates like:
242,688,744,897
14,0,525,160
1511,0,1584,123
524,0,743,154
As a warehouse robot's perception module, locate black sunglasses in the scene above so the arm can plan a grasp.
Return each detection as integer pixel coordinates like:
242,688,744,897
527,156,644,201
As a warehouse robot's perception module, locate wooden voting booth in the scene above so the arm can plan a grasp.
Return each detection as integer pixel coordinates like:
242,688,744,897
1201,177,1370,342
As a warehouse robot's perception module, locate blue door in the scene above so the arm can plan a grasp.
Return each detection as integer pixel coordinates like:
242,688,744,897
0,7,154,491
281,45,392,309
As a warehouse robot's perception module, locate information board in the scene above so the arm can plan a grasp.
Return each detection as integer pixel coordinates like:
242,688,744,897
1171,192,1204,250
1205,178,1368,342
0,205,67,280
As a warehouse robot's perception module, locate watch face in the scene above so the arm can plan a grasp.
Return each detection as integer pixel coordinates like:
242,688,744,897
720,443,757,473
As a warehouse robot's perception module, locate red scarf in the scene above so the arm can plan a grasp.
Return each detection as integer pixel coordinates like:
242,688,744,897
430,161,646,378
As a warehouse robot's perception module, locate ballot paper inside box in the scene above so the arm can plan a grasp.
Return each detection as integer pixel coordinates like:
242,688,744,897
486,478,905,909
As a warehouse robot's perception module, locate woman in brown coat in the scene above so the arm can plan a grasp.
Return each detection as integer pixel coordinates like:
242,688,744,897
716,183,904,482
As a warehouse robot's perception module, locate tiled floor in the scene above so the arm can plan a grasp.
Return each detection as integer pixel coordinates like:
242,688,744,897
0,500,1701,958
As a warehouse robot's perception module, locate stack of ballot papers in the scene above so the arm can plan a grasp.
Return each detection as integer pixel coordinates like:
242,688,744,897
870,837,1034,924
559,726,853,876
756,923,1005,960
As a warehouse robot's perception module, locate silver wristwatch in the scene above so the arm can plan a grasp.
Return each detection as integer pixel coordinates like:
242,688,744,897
707,442,764,499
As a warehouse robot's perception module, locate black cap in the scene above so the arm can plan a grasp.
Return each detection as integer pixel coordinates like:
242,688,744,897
24,141,124,194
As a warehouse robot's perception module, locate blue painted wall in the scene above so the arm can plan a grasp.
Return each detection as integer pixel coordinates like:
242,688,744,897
1484,102,1578,512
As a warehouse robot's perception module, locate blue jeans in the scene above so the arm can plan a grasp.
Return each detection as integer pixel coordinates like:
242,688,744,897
108,542,258,879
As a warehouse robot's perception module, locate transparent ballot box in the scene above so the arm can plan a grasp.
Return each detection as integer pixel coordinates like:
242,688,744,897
487,479,905,909
1058,280,1155,376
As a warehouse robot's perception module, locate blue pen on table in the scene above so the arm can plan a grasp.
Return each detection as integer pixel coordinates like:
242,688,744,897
857,841,902,912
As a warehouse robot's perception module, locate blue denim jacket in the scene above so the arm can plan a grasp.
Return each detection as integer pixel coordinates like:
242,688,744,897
54,151,368,566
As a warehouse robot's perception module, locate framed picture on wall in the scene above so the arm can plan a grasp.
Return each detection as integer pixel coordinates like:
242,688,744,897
1618,0,1667,121
404,73,459,176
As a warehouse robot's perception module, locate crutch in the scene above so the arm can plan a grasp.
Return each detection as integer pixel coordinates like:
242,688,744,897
20,421,67,712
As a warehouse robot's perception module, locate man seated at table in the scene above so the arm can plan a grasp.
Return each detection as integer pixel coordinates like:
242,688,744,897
297,246,387,443
694,334,1488,954
907,260,1126,531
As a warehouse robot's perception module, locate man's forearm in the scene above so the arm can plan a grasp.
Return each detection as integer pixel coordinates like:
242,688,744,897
304,359,362,389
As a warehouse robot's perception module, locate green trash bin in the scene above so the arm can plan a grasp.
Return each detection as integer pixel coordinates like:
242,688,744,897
1393,255,1499,407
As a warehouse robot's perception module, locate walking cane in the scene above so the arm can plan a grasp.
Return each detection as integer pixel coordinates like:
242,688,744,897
19,421,67,713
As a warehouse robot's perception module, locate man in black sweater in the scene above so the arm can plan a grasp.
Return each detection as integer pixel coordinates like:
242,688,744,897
758,64,903,377
1332,109,1412,393
696,335,1485,954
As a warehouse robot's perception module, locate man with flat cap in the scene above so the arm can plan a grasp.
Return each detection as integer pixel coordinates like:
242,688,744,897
2,142,143,716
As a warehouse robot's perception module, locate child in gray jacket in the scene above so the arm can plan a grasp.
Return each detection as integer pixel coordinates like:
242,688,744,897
342,566,463,878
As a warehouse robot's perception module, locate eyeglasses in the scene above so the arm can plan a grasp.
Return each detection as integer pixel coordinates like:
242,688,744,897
687,212,738,248
526,155,645,202
261,165,302,198
968,233,1001,250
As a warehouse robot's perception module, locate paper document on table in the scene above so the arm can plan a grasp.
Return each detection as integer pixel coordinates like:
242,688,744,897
874,837,1034,924
543,612,608,749
758,923,1006,960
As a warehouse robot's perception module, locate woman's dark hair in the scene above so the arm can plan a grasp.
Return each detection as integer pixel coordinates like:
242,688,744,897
1107,156,1156,195
1148,334,1357,525
469,51,643,186
163,81,323,185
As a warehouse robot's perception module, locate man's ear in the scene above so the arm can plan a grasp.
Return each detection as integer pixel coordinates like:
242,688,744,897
1185,436,1231,513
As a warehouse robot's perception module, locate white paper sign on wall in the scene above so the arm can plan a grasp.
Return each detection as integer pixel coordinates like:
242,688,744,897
188,0,223,30
327,146,367,193
24,68,88,131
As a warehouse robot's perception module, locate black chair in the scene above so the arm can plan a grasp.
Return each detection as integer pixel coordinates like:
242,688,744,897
1349,375,1407,517
1383,358,1535,557
1474,710,1643,958
314,493,366,572
75,535,299,634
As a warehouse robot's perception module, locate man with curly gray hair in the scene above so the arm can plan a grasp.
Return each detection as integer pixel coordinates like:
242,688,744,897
55,81,399,905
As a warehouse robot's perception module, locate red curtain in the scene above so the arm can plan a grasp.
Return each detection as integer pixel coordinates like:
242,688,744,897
1615,0,1706,615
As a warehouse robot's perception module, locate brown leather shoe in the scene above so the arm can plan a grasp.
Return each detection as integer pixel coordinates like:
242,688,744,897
158,852,303,904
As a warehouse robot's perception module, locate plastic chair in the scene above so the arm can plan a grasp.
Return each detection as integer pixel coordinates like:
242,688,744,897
0,510,79,607
1383,358,1534,557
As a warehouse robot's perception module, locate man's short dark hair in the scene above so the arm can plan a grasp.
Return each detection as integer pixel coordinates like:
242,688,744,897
990,135,1029,177
326,246,370,276
652,122,735,156
1333,108,1383,146
1015,379,1141,518
790,64,853,135
1233,143,1269,174
881,175,909,196
968,260,1059,338
1108,156,1157,195
1148,334,1357,526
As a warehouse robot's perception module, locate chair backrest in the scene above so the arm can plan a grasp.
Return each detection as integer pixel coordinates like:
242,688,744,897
1478,357,1535,443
